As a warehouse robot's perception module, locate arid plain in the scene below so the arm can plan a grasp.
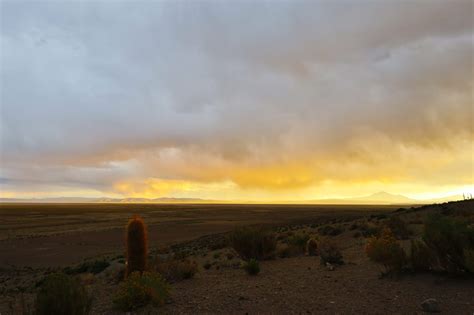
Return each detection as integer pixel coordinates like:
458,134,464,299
1,201,473,314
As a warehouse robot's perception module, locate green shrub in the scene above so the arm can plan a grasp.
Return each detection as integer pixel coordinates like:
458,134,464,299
423,213,474,273
385,216,411,240
366,229,406,275
319,238,343,265
306,238,319,256
154,257,198,282
113,271,169,311
410,239,434,272
243,259,260,275
35,273,92,315
230,227,276,261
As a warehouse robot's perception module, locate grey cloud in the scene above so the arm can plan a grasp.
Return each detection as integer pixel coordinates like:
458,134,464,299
0,0,472,192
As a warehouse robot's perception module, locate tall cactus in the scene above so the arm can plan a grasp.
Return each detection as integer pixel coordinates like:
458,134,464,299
126,215,148,276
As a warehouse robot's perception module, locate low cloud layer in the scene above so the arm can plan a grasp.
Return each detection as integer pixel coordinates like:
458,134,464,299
1,1,472,200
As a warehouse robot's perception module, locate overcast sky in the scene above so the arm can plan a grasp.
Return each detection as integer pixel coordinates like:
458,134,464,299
0,0,472,201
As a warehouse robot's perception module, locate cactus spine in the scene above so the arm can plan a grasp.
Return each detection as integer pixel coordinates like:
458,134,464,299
126,215,148,276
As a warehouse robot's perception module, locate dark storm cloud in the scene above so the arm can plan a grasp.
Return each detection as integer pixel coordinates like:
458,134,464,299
0,0,472,196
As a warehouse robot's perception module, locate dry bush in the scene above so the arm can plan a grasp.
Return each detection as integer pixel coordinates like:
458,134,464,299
366,229,406,275
113,271,169,312
423,213,474,273
35,273,92,315
306,238,319,256
229,227,276,260
410,239,435,272
319,238,343,265
153,257,198,282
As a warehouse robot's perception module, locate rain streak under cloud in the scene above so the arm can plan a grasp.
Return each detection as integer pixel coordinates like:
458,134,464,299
0,0,473,201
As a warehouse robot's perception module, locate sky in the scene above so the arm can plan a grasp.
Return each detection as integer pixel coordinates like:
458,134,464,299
0,0,473,202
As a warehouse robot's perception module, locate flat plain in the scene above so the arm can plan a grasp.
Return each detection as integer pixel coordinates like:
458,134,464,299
0,203,394,267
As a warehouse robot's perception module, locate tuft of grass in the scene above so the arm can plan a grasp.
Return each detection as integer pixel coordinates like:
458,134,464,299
35,273,92,315
243,259,260,275
113,271,169,312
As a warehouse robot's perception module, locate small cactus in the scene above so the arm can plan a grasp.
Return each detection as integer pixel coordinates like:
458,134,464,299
306,238,319,256
126,215,148,276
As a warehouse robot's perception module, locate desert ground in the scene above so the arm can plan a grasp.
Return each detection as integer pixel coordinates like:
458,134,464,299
1,201,473,314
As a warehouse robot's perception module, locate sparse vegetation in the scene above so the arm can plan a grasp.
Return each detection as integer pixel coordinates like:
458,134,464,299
243,259,260,275
126,215,148,276
113,271,169,311
35,273,92,315
319,238,343,265
366,228,406,275
230,227,276,261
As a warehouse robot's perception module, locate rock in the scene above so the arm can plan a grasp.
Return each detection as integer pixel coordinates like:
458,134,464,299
421,298,440,313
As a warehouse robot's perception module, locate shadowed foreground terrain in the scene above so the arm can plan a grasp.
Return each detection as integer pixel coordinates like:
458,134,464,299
1,201,473,314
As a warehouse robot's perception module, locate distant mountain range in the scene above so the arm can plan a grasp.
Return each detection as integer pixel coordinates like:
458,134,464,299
0,191,463,205
0,197,210,204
